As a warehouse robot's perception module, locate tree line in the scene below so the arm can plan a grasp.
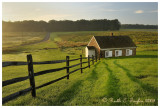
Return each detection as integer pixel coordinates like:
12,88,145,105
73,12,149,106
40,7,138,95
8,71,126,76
121,24,158,29
2,19,121,32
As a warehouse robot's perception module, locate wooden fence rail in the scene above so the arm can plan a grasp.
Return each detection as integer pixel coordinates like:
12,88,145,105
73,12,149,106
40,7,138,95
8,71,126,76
2,60,67,67
2,54,100,104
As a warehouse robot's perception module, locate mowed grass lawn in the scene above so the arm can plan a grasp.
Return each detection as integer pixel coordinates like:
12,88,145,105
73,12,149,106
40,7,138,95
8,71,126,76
3,51,158,106
2,30,158,106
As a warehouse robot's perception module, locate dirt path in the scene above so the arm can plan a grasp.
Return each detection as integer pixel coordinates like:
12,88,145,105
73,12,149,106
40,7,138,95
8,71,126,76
21,32,50,46
5,33,50,49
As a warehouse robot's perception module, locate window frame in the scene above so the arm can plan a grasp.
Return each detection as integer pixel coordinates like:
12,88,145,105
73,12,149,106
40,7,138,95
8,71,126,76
126,49,130,56
115,50,122,57
126,49,132,56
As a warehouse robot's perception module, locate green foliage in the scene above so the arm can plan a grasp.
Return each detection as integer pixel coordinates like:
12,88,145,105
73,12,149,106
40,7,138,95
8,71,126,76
121,24,158,29
2,19,121,32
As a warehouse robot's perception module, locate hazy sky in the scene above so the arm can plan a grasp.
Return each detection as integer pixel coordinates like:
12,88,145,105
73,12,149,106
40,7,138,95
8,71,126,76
2,2,158,25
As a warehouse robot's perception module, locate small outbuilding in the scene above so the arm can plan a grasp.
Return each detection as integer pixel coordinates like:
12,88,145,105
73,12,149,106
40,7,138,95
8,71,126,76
85,35,137,58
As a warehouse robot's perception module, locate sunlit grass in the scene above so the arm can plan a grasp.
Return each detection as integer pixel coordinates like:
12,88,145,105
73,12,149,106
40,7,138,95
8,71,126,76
2,29,158,106
3,51,158,105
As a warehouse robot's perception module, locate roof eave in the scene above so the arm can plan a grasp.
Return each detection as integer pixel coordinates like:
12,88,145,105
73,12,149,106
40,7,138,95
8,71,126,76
100,46,137,50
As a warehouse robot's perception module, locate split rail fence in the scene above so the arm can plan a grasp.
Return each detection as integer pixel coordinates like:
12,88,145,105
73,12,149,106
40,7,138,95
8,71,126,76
2,54,100,104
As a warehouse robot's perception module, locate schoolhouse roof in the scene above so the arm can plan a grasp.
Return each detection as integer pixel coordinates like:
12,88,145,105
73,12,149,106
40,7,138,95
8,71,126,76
94,36,137,49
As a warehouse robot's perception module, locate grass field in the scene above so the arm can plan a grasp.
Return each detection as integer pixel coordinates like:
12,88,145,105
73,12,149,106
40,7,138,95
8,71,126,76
2,29,158,106
2,32,47,53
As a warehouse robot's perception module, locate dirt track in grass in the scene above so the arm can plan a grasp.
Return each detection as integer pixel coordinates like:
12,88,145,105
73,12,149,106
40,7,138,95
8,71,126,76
6,33,50,49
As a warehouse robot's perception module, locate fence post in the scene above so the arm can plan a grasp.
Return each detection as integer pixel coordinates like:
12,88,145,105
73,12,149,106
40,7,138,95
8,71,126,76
80,55,83,73
27,54,36,97
88,55,90,68
92,55,94,65
66,56,69,79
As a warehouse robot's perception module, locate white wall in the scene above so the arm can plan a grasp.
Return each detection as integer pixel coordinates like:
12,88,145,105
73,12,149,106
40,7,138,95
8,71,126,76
85,47,95,57
88,50,95,57
85,47,88,57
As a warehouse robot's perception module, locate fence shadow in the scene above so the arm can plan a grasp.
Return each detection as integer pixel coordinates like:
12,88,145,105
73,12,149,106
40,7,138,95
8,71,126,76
51,61,100,106
43,80,83,105
3,54,100,104
87,61,100,81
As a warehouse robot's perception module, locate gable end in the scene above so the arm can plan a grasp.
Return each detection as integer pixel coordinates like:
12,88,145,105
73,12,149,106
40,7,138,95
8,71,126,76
87,36,101,49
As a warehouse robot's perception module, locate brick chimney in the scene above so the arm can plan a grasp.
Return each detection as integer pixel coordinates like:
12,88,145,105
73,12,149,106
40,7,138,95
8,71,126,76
111,32,113,36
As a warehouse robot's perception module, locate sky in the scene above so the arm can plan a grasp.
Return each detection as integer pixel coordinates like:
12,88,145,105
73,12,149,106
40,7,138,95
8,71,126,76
2,2,158,25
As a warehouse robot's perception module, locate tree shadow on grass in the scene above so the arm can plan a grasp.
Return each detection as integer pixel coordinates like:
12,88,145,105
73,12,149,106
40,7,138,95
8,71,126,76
113,61,158,105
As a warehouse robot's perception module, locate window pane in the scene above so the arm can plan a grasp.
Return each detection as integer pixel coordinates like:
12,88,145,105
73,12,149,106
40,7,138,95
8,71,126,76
106,52,108,56
126,49,129,56
116,51,118,56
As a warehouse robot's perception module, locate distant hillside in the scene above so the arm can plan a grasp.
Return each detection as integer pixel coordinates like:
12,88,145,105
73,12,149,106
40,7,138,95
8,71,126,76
121,24,158,29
